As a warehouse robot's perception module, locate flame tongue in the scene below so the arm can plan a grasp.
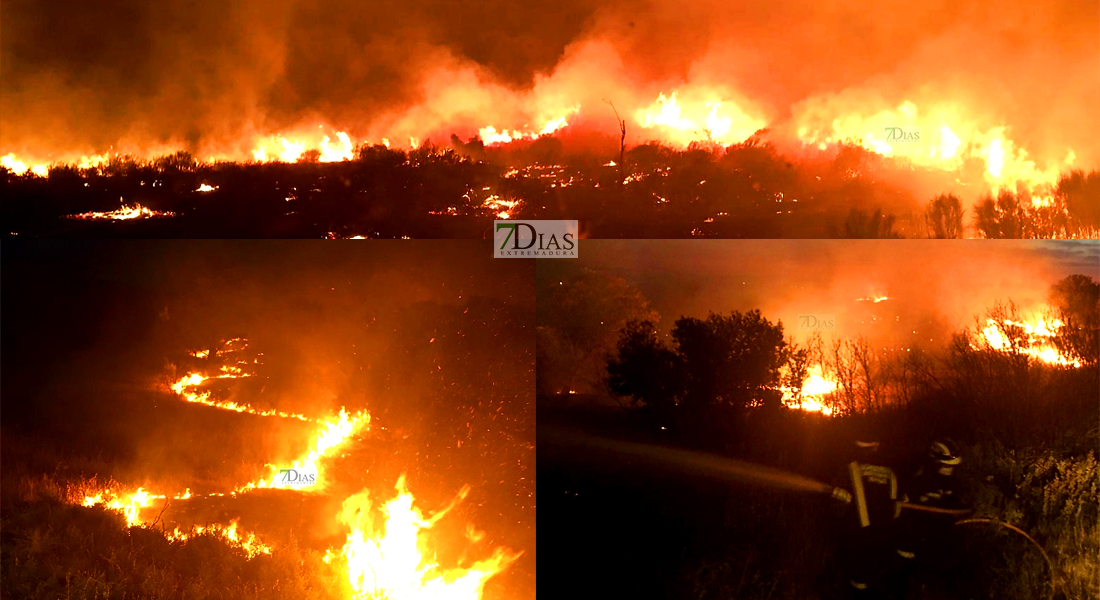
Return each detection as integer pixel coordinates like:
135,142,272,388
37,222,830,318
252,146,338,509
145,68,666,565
337,476,521,600
75,336,517,600
980,314,1081,366
236,407,370,493
781,365,838,416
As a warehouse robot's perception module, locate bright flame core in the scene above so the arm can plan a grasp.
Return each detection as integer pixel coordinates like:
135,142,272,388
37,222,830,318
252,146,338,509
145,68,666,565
979,314,1082,367
332,476,521,600
781,365,838,416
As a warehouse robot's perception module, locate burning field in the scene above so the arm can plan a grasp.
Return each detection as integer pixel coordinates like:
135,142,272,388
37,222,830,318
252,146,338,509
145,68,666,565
2,0,1098,238
537,240,1099,599
0,241,534,600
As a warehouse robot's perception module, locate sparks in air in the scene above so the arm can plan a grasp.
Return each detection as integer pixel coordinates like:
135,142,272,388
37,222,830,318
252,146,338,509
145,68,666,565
328,476,522,600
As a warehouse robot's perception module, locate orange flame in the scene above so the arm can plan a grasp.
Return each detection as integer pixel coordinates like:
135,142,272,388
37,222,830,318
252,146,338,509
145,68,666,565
329,476,521,600
235,407,370,493
781,365,838,416
168,518,272,558
979,314,1081,367
68,202,175,221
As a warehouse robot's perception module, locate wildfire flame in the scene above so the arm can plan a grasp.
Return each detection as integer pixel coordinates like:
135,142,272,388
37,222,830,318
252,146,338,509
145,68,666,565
979,314,1082,367
330,476,521,600
795,100,1072,196
167,518,272,558
635,91,765,147
72,336,517,600
4,89,1083,215
68,202,175,221
81,487,154,527
781,365,838,416
235,407,370,493
170,338,315,421
478,107,579,146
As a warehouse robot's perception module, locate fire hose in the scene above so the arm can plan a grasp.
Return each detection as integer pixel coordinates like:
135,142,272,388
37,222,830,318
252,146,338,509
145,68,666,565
547,429,1056,597
954,517,1057,599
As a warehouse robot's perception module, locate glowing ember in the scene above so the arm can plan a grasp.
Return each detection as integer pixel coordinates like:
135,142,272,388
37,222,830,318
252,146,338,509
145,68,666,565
482,195,520,219
68,202,175,221
196,183,216,192
329,476,521,600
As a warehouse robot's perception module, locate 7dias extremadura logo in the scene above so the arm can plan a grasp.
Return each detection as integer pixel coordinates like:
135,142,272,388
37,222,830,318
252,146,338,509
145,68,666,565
494,220,578,258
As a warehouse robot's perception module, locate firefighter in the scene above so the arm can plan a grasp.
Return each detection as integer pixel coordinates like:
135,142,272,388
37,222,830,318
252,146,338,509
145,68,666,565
896,440,967,578
838,439,903,598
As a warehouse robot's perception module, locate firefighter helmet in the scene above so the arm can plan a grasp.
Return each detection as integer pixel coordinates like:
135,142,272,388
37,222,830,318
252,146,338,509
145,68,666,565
929,440,961,465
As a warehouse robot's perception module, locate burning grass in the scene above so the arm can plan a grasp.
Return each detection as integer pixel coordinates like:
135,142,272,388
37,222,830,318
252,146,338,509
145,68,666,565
2,140,1096,238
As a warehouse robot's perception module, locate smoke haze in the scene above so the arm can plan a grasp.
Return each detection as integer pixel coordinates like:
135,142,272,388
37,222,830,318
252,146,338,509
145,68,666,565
4,0,1096,172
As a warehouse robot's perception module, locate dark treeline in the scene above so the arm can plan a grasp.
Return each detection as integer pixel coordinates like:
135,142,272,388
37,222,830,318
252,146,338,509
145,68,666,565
538,273,1099,599
3,140,1097,239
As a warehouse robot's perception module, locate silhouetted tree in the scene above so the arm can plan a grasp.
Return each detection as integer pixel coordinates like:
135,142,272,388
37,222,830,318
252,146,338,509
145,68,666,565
925,193,964,238
154,151,197,173
672,310,789,413
606,320,684,414
536,263,658,395
781,339,811,408
1049,274,1100,366
974,189,1073,238
832,207,903,238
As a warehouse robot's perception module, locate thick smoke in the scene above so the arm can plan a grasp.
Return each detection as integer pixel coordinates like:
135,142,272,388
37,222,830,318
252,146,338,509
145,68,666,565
2,0,1096,170
566,240,1098,351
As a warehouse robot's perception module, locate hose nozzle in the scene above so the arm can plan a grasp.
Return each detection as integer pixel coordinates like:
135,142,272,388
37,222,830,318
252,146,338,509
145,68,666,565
831,487,853,504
